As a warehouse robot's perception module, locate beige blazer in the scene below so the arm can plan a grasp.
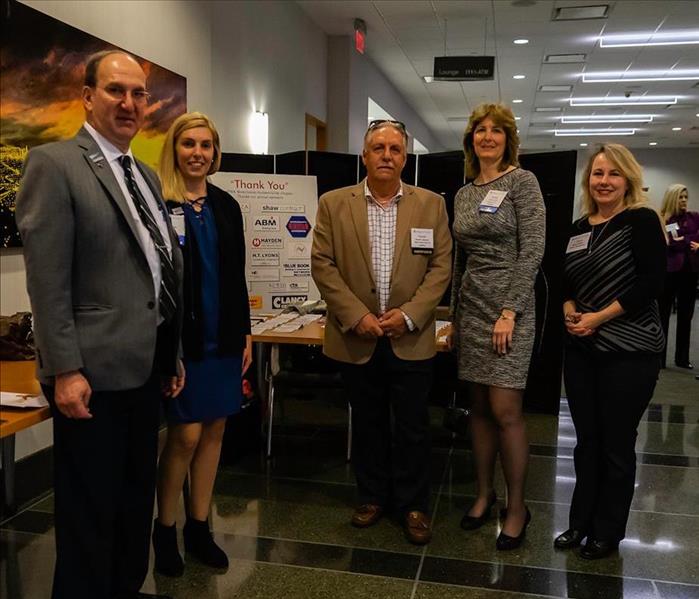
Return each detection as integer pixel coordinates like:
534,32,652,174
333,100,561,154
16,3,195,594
311,181,452,364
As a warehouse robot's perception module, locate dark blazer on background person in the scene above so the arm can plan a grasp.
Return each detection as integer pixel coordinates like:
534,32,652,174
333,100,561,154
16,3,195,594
666,211,699,272
166,182,251,361
312,181,452,365
17,126,184,389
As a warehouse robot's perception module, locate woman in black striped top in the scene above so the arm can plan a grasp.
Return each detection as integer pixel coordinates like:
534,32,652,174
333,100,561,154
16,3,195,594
555,144,666,560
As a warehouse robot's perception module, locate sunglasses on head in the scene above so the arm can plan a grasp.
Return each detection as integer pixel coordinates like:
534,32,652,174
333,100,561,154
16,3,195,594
367,119,406,132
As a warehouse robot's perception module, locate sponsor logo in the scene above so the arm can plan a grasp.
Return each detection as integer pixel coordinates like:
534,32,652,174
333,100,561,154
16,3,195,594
251,251,280,266
286,215,312,238
248,295,263,309
271,294,308,309
251,236,284,249
248,268,279,282
261,204,305,213
253,216,279,231
282,261,311,277
287,243,310,258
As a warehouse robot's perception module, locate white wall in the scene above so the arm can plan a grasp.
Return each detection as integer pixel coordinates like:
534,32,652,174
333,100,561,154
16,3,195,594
573,148,699,218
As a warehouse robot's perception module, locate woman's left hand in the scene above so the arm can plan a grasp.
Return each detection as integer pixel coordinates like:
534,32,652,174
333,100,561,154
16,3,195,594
690,241,699,252
242,335,253,375
492,315,515,356
567,312,601,336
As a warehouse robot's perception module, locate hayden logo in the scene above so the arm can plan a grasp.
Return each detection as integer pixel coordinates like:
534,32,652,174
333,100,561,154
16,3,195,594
271,294,308,309
251,237,283,249
253,216,279,231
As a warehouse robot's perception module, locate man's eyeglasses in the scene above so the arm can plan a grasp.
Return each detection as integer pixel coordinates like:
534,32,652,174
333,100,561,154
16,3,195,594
98,84,151,104
367,119,406,132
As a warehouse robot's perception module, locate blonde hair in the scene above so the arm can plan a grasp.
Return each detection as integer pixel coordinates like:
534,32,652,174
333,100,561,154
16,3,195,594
158,112,222,202
580,144,647,216
660,184,688,222
462,103,520,180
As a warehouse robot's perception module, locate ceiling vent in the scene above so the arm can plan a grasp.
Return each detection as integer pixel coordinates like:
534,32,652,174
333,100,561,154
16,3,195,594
544,54,587,64
552,5,609,20
539,85,573,92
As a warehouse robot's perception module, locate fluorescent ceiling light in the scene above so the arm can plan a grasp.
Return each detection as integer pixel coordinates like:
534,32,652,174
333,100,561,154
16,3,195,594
583,69,699,83
539,85,573,92
672,127,682,131
600,30,699,48
580,143,588,146
514,39,529,45
570,96,678,106
649,142,657,146
555,128,635,136
512,99,523,103
561,114,653,123
553,5,609,20
513,75,526,79
515,116,522,120
536,107,562,112
545,54,586,63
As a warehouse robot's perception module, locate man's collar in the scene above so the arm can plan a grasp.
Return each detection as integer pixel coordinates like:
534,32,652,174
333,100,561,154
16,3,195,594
364,178,403,203
83,122,134,164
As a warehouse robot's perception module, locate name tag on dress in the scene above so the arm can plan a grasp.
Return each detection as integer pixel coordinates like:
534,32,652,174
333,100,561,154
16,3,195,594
666,222,680,239
171,214,186,246
411,228,434,254
566,232,591,253
478,190,508,213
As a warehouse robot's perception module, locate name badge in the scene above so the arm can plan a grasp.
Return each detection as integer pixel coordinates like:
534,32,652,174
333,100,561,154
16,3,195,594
171,214,186,246
666,222,680,239
478,189,508,213
566,232,591,253
411,227,434,254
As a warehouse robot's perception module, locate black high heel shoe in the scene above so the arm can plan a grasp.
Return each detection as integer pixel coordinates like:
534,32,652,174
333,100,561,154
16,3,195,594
460,491,497,531
496,507,531,550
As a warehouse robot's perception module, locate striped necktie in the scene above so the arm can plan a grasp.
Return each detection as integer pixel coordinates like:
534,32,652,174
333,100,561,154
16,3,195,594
119,155,177,322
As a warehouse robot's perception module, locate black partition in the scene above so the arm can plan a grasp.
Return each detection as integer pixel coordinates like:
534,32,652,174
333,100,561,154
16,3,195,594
519,151,576,415
275,151,306,177
276,151,359,198
358,153,417,185
220,152,274,174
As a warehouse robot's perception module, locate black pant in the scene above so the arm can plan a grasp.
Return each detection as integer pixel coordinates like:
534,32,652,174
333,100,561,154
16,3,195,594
44,376,161,599
340,339,433,514
563,346,660,542
659,270,698,366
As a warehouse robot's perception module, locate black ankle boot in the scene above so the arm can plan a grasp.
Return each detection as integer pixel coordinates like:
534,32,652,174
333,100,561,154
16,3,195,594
183,518,229,569
152,519,184,577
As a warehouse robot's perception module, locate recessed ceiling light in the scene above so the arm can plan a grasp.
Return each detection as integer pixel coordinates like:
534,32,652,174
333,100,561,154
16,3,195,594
582,69,699,83
539,85,573,92
512,99,523,103
600,30,699,48
570,96,678,107
514,39,529,45
544,54,586,63
515,116,522,120
672,127,682,131
423,76,434,83
649,142,658,146
553,5,609,21
580,143,588,146
561,114,653,123
513,75,526,79
554,128,635,136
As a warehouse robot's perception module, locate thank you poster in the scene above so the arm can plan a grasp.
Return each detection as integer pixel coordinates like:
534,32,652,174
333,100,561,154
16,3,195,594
210,172,320,313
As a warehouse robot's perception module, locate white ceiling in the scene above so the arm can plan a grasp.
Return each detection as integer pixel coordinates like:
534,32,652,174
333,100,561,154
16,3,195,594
297,0,699,151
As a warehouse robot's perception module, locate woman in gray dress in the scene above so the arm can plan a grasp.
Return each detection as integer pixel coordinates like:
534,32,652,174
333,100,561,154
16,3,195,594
447,103,545,550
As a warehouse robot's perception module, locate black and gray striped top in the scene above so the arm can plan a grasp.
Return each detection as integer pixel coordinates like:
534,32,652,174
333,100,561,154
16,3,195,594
563,207,666,354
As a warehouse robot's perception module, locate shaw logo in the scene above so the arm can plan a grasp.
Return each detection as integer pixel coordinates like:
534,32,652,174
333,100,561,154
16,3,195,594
253,216,279,231
286,215,311,238
271,294,308,309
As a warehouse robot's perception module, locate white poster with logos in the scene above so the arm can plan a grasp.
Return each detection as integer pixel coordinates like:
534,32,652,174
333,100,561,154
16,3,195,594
209,172,319,313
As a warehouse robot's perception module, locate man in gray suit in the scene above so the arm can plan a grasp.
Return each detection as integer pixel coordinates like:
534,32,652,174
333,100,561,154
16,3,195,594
16,50,183,599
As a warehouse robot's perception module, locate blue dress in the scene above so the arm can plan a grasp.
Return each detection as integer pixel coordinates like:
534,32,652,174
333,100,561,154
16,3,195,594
168,201,243,423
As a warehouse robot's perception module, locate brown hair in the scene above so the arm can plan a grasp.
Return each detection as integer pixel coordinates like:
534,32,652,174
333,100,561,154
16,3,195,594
158,112,222,202
462,103,520,179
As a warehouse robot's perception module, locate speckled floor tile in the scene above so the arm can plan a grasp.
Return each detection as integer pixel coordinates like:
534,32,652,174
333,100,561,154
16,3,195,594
415,582,555,599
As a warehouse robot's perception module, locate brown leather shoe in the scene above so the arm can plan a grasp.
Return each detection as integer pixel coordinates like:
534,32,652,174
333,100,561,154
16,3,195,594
405,511,432,545
351,504,384,528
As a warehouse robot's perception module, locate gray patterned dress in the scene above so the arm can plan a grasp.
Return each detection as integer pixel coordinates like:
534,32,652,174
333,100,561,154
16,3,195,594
450,168,546,389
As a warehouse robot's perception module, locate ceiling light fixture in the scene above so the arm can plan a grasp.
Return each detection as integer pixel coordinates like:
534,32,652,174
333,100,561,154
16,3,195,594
554,128,636,136
672,127,682,131
539,85,573,92
553,5,609,20
512,99,523,103
582,69,699,83
600,30,699,48
515,116,522,120
536,107,562,112
561,114,654,123
570,96,678,106
580,143,588,146
423,76,434,83
649,142,658,146
513,75,526,79
514,39,529,44
544,53,586,63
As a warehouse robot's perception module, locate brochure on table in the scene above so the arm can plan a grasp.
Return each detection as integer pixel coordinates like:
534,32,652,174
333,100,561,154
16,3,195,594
210,172,320,313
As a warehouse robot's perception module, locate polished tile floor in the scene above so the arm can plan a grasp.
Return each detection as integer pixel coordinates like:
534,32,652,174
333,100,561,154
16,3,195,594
2,321,698,598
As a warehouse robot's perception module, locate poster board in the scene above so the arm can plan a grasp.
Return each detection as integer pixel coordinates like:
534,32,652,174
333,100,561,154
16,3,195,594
209,172,319,313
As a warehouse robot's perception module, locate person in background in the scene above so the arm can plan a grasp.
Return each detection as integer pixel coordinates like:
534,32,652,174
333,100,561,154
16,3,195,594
557,144,665,560
311,119,452,545
152,112,252,576
448,103,545,551
658,184,699,369
16,50,183,599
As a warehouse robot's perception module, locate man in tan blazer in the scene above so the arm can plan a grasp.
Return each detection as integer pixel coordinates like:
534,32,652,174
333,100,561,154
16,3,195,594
311,120,451,544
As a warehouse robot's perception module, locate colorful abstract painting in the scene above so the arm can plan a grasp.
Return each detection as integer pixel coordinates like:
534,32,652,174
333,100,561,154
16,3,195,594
0,0,187,247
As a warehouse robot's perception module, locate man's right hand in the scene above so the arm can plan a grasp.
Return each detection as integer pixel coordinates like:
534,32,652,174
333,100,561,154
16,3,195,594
353,313,384,339
54,371,93,419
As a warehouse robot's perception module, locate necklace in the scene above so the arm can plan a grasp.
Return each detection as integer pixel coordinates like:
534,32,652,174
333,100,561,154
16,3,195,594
187,196,207,213
588,219,611,254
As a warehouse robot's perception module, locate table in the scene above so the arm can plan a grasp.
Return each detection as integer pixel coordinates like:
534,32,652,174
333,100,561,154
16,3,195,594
0,360,49,514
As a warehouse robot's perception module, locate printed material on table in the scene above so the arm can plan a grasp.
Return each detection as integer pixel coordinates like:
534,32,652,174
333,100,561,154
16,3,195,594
0,391,49,409
251,313,322,335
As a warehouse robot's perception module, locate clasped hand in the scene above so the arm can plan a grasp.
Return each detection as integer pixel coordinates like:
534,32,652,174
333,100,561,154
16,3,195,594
565,312,599,337
354,309,408,339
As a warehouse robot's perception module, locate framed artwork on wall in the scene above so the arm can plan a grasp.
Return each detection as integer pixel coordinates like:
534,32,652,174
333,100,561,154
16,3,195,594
0,0,187,247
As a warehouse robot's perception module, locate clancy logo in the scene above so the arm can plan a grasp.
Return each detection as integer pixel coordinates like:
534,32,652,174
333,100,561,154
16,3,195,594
271,294,307,309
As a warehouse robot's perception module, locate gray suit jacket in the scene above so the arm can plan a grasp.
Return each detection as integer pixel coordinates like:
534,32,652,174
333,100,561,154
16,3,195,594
16,126,184,391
